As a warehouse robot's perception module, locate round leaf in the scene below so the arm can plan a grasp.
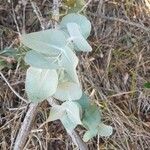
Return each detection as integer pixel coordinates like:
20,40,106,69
25,50,61,69
21,29,68,55
53,81,82,101
67,23,92,52
25,67,58,103
98,123,113,137
82,105,101,130
83,128,98,142
48,101,82,132
60,13,91,39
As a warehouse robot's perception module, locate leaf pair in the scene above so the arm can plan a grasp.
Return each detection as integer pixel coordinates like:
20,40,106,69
48,101,82,132
47,93,113,141
77,94,113,142
25,67,58,103
25,67,82,102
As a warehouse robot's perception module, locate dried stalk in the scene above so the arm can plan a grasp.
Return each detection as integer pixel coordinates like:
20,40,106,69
13,103,39,150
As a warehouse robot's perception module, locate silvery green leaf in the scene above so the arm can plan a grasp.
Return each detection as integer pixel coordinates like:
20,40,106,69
76,93,90,110
61,46,79,81
98,123,113,137
83,124,113,142
61,114,77,132
53,80,82,101
25,67,58,103
60,13,91,39
82,106,112,142
67,23,92,52
21,29,68,55
82,105,101,130
25,50,61,69
83,128,98,142
48,101,82,132
61,101,82,132
21,29,79,82
48,105,65,121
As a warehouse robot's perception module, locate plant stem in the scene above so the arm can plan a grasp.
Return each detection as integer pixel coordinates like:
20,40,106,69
13,103,39,150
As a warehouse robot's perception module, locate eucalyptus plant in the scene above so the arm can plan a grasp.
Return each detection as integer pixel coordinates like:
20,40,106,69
21,13,112,142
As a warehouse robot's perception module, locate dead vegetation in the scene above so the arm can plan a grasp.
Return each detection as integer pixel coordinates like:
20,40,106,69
0,0,150,149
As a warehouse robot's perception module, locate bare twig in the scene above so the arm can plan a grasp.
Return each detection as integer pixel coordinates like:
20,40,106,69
13,103,39,150
88,13,150,32
52,0,60,27
0,71,28,103
12,2,21,37
30,0,46,30
78,0,92,13
69,130,88,150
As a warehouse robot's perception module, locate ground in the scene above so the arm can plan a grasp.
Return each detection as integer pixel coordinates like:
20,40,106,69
0,0,150,150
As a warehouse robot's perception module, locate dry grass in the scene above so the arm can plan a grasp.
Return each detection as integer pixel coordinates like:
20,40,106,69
0,0,150,149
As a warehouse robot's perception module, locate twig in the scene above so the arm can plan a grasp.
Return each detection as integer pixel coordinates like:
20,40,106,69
78,0,92,13
69,130,88,150
52,0,60,27
13,103,39,150
12,2,21,37
30,0,46,30
0,71,28,103
88,13,150,32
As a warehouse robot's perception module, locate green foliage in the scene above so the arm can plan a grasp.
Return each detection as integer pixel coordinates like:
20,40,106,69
144,82,150,89
25,67,58,103
77,95,112,142
22,13,112,142
53,72,82,101
66,23,92,51
60,13,91,39
0,47,18,70
25,50,60,69
0,47,18,58
21,29,67,55
83,123,113,142
48,101,82,132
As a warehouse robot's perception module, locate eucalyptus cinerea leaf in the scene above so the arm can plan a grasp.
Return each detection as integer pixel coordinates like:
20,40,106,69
83,128,98,142
60,13,91,39
53,80,82,101
21,29,68,55
61,46,79,81
76,93,90,110
25,47,78,82
25,50,61,69
83,123,113,142
22,29,79,82
82,104,101,142
98,123,113,137
82,104,112,142
67,23,92,52
25,67,58,103
48,101,82,132
53,70,82,101
82,105,101,130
